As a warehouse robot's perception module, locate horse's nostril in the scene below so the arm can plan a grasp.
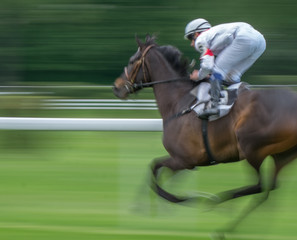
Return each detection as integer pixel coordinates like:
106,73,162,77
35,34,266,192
112,86,118,95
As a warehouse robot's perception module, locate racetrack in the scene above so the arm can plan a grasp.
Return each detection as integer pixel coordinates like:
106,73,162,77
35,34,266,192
0,131,296,240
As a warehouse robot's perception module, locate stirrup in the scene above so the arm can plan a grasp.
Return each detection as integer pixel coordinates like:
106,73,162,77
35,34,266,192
198,108,219,119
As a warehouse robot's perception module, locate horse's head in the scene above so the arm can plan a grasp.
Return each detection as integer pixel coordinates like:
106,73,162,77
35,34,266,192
113,35,156,99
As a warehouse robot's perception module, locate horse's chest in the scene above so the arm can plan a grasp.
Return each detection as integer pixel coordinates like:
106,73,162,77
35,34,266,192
163,128,204,158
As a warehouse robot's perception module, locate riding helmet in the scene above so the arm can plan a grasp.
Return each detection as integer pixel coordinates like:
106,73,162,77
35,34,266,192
184,18,211,40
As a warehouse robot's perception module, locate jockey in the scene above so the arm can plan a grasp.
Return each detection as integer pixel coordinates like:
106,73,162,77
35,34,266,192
184,18,266,117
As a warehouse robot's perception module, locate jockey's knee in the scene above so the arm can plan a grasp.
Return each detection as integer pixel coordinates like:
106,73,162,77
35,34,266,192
221,70,242,85
227,72,241,84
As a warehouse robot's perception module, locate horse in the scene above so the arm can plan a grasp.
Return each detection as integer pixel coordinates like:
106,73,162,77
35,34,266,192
113,35,297,238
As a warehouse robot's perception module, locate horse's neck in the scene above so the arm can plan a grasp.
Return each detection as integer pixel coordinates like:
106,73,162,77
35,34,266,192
150,64,192,120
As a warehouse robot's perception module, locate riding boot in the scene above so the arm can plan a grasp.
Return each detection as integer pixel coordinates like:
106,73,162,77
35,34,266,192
199,79,221,119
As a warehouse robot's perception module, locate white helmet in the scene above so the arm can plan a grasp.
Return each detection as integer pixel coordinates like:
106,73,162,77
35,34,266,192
184,18,211,40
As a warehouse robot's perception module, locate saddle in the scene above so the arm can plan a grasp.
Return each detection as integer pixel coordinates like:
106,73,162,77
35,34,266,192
190,82,250,121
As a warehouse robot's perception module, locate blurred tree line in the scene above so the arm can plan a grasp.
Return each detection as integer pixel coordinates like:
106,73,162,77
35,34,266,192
1,0,297,85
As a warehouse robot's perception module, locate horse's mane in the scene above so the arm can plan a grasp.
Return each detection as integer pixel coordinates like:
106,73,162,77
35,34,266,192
157,45,189,77
144,36,189,77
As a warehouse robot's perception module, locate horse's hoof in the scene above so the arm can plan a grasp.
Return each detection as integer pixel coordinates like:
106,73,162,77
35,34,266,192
210,231,225,240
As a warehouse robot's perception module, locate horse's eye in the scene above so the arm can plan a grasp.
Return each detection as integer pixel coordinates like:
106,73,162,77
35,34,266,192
129,58,136,65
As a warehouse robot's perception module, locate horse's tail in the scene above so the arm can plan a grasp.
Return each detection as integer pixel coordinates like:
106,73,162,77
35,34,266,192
150,158,189,203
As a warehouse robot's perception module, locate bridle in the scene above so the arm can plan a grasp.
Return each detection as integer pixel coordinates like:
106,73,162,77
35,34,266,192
123,44,190,93
124,44,155,93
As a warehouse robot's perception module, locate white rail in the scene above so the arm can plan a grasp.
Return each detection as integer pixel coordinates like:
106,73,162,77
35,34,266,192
40,99,158,110
0,117,163,131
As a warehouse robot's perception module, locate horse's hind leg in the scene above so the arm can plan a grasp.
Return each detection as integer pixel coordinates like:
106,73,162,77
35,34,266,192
271,145,297,189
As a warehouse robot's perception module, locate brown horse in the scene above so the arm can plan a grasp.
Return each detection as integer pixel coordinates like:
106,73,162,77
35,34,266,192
113,35,297,237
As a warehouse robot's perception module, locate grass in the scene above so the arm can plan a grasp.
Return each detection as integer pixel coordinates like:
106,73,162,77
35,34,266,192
0,131,296,240
0,82,296,239
0,80,296,239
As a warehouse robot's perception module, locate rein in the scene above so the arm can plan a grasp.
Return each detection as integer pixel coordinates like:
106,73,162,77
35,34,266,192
132,76,191,90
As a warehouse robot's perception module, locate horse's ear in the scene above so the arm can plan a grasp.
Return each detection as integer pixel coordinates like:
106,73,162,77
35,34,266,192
145,34,151,43
145,34,156,44
135,34,145,49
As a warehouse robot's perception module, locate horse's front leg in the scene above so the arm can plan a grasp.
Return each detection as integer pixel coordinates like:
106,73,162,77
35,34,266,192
211,182,272,240
151,156,219,205
150,156,189,203
215,181,262,203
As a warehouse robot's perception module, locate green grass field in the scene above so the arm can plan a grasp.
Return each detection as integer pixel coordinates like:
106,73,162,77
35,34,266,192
0,130,296,240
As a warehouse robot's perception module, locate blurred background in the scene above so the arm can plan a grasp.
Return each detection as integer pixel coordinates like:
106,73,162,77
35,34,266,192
1,0,297,86
0,0,297,240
